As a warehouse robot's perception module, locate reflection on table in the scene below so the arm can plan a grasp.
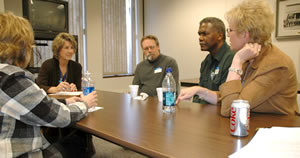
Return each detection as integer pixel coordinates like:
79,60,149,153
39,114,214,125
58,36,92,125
75,90,300,158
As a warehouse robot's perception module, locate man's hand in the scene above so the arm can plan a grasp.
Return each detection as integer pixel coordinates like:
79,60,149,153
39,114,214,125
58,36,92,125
176,86,201,104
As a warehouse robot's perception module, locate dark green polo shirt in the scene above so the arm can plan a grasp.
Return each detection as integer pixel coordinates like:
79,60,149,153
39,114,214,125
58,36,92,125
193,42,234,104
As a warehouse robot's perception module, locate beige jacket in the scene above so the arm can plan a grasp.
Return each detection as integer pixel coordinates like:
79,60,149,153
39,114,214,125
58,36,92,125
219,44,298,117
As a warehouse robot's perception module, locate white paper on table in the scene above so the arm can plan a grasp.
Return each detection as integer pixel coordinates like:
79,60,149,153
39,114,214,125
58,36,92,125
51,91,82,96
134,92,148,100
229,127,300,158
88,106,103,113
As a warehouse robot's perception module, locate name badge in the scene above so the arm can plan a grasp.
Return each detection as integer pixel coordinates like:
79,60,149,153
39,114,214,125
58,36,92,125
210,66,220,80
154,67,162,73
215,66,220,75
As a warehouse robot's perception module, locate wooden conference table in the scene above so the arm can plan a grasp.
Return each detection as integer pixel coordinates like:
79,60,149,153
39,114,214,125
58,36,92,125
72,90,300,158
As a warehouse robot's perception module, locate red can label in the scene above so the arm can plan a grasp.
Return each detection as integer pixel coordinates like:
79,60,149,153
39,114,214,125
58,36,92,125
230,100,250,136
230,107,237,133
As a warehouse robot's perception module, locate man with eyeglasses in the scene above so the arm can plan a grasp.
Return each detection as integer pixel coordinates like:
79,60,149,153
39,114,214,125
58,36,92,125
132,35,179,96
192,17,235,104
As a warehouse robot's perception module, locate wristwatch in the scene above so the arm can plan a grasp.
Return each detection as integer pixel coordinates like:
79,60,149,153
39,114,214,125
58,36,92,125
229,67,243,75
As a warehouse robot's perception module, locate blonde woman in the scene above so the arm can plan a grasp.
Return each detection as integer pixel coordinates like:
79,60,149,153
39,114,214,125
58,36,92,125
177,0,298,117
0,13,97,157
37,32,81,93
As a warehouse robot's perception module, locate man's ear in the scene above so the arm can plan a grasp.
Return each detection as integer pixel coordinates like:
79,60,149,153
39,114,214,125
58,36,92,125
217,32,224,41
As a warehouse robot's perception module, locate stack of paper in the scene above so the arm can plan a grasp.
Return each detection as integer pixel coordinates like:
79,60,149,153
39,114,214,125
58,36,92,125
88,106,103,113
229,127,300,158
53,91,82,96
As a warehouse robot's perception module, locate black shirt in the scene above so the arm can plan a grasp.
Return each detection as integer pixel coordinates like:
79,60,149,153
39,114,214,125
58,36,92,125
193,42,234,104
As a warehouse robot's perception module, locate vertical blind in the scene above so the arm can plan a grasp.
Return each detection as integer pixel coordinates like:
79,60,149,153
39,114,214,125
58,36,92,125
101,0,140,76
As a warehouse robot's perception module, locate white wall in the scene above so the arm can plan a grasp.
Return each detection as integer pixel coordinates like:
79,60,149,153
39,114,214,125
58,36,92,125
0,0,4,12
85,0,135,93
3,0,22,16
143,0,300,81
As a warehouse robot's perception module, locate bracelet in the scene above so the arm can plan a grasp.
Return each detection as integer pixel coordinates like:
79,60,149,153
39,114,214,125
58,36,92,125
229,67,243,75
199,88,208,100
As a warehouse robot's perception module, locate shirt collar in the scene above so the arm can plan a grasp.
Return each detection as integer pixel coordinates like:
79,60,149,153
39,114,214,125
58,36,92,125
211,42,230,62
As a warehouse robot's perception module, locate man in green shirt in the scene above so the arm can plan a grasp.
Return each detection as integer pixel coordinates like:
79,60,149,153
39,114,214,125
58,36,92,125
193,17,234,104
132,35,179,96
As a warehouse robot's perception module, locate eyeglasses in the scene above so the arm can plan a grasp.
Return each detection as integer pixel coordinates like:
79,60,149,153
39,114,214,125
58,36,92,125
143,45,156,51
226,28,237,33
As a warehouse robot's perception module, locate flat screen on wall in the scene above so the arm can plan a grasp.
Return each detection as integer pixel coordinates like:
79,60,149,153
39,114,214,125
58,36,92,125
23,0,69,40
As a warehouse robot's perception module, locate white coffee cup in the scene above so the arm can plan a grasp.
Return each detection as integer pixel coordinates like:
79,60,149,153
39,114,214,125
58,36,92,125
156,87,163,102
129,85,139,98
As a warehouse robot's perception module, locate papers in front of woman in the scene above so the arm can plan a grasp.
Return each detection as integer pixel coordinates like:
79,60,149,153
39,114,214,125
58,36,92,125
88,106,103,113
229,127,300,158
53,91,83,96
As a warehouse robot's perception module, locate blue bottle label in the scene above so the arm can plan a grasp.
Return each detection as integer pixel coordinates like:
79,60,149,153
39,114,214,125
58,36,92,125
163,92,175,106
83,86,95,96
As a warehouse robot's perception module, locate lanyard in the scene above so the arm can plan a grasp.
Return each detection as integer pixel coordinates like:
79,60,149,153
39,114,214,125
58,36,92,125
59,70,67,83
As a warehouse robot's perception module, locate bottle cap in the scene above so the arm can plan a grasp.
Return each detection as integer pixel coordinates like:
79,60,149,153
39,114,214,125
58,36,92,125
166,67,172,73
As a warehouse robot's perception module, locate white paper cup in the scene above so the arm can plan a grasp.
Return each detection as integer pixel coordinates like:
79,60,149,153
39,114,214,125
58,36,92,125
129,85,139,98
156,87,163,102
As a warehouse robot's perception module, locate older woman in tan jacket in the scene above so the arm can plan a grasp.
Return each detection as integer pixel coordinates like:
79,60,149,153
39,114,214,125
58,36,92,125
177,0,298,117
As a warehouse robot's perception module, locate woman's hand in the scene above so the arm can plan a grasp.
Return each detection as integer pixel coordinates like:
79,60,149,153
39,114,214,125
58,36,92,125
69,83,77,92
80,91,98,108
66,96,82,104
56,82,72,92
47,82,75,93
233,43,261,66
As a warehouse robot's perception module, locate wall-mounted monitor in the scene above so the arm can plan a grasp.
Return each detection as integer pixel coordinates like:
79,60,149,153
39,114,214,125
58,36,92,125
23,0,69,40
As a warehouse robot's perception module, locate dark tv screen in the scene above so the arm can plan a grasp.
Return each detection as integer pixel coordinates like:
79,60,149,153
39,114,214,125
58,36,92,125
23,0,69,40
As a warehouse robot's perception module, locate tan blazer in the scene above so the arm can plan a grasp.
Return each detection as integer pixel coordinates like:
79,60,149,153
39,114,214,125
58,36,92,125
219,44,298,117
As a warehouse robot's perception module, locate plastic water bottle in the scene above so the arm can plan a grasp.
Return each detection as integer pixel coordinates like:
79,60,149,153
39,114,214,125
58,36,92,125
162,67,176,113
82,71,95,96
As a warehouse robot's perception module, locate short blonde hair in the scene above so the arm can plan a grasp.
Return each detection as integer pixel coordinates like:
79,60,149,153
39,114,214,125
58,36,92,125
225,0,274,45
0,12,34,68
52,32,77,59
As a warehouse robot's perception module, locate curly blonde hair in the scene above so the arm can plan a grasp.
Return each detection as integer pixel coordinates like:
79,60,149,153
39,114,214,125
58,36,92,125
0,12,34,68
225,0,274,45
52,32,77,59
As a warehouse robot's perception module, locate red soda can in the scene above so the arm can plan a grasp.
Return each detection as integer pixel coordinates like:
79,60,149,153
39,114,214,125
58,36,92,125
230,100,250,136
